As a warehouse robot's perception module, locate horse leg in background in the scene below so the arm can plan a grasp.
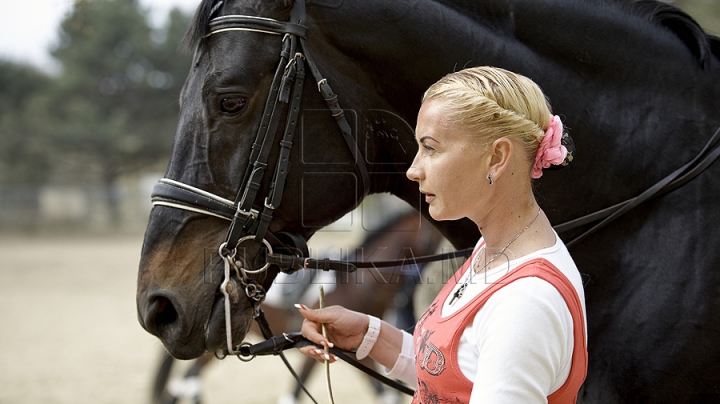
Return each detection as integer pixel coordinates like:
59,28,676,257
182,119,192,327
152,351,213,404
279,352,388,404
172,354,212,404
284,355,316,404
152,351,175,404
150,302,292,404
150,270,313,404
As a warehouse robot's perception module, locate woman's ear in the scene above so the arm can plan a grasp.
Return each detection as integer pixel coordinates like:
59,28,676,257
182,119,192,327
487,137,514,180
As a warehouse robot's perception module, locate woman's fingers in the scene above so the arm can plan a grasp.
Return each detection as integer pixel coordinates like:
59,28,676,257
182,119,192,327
297,345,338,363
296,304,337,347
300,318,327,345
295,304,339,325
295,304,364,351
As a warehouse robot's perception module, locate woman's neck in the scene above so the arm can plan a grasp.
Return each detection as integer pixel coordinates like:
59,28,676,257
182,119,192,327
471,175,553,260
480,201,539,245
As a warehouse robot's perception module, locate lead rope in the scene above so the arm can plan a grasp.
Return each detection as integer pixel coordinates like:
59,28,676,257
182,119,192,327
318,286,335,404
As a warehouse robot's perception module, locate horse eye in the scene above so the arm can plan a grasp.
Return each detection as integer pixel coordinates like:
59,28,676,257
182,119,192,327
220,96,247,114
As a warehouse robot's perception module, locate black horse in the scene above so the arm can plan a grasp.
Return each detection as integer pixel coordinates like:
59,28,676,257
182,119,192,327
136,0,720,402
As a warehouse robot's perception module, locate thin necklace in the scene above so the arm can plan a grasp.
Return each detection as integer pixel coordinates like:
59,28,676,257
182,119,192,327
449,208,541,306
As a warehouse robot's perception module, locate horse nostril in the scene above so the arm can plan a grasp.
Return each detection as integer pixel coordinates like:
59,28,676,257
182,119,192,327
144,294,180,338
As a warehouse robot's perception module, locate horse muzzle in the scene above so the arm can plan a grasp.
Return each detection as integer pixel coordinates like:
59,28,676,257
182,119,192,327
137,278,255,360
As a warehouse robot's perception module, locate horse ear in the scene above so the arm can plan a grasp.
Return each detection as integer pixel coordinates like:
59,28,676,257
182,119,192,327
181,0,224,53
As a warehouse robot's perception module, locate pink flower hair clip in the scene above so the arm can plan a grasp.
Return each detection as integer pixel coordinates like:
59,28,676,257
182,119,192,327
531,115,568,179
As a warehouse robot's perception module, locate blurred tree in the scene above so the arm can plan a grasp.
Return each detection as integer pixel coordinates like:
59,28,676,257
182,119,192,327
43,0,192,224
0,61,52,183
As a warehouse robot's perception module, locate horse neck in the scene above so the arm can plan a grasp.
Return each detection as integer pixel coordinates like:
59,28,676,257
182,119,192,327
306,0,720,244
310,0,718,96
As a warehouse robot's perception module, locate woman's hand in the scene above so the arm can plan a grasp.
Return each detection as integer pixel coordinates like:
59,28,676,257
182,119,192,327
296,304,369,363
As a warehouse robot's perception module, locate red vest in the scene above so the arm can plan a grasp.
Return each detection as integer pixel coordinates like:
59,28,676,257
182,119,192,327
412,253,588,404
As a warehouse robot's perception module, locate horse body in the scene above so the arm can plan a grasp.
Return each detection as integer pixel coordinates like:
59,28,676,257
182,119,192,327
137,0,720,401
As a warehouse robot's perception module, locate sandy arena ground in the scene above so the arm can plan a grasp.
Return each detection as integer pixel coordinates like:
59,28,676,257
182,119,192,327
0,234,412,404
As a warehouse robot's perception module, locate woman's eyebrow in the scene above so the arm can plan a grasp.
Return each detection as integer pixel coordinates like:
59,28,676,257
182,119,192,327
419,136,439,143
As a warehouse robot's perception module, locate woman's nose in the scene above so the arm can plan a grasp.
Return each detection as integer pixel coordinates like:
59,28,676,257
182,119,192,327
406,160,422,182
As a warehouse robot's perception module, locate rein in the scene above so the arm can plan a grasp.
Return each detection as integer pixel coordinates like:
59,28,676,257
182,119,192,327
556,124,720,247
223,309,415,399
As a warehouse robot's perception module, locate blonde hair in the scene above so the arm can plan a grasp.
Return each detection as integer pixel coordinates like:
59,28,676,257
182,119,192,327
422,66,553,167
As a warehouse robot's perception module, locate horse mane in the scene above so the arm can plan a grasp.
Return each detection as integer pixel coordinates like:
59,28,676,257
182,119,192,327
182,0,718,67
622,0,718,69
181,0,295,53
181,0,219,52
432,0,719,70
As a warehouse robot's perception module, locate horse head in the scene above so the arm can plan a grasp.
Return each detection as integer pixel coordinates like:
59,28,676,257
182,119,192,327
136,0,377,359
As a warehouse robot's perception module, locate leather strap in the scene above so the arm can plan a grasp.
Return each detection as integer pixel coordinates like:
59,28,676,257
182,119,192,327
559,125,720,247
151,179,237,221
256,52,306,241
301,38,371,199
208,15,308,37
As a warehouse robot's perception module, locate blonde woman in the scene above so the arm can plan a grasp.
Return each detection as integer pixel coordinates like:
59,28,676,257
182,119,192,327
297,66,587,404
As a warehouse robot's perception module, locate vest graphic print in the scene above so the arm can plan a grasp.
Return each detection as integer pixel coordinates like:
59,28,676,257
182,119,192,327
412,256,587,404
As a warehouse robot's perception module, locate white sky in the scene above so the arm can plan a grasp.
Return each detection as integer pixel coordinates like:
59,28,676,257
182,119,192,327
0,0,201,73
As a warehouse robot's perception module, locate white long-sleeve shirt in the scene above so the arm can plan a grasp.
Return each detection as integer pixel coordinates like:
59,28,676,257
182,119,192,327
385,233,586,403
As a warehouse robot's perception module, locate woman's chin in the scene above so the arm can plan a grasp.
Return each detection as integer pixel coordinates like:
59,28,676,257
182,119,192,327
428,206,466,223
428,206,448,221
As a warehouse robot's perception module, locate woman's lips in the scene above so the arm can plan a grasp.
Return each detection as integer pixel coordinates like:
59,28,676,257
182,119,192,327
421,190,435,203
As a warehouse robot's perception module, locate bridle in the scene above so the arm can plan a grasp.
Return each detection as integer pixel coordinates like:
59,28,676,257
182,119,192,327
151,0,373,344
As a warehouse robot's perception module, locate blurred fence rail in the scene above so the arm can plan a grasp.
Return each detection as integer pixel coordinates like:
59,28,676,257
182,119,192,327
0,173,162,233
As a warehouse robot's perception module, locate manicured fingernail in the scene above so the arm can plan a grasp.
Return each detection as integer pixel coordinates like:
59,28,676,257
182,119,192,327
313,348,324,355
322,341,334,348
324,353,331,361
294,304,308,310
330,354,338,361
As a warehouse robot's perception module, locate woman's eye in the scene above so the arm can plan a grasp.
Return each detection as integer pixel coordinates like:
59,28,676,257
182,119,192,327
422,144,435,152
220,96,247,113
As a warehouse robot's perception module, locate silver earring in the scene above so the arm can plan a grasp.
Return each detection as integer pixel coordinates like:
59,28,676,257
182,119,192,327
488,173,494,185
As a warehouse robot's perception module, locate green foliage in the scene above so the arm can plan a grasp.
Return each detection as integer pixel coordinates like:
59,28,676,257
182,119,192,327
43,0,193,182
0,0,193,225
0,62,52,183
